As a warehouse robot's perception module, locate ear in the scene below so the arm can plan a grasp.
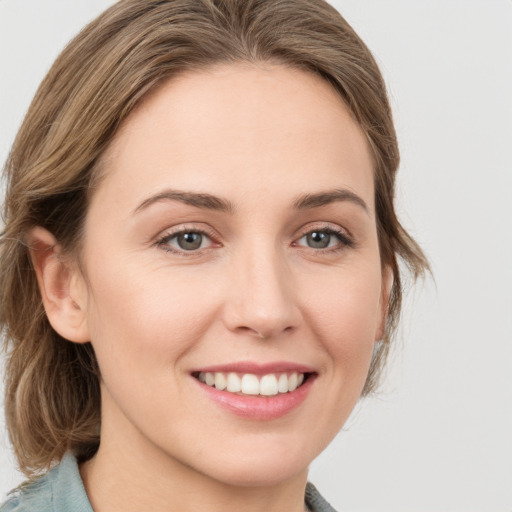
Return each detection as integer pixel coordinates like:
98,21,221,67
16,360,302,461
27,227,90,343
375,264,393,342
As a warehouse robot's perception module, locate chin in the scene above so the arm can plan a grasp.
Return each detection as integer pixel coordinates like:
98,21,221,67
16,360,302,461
205,456,309,488
185,433,320,488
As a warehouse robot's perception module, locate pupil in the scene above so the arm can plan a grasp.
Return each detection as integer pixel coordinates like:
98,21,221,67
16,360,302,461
178,232,202,250
308,231,330,249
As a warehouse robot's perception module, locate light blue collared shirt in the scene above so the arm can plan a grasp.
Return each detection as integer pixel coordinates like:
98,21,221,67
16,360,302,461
1,453,92,512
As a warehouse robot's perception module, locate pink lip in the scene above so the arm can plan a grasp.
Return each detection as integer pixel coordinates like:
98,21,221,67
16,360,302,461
191,361,316,375
191,361,317,421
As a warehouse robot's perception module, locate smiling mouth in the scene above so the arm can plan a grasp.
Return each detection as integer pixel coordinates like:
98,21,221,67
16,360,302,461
193,371,311,396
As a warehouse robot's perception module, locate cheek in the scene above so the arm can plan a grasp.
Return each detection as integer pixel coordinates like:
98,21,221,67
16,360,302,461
300,261,383,367
82,259,220,376
292,261,384,442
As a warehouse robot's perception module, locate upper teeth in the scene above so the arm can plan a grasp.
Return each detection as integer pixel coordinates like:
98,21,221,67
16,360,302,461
198,372,305,396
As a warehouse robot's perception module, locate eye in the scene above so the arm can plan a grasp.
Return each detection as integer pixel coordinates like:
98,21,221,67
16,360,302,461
157,230,213,253
295,228,353,250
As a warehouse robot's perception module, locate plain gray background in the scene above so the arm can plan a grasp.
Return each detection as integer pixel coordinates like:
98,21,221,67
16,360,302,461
1,1,511,511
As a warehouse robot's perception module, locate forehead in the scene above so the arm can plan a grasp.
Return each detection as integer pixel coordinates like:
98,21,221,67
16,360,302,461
93,63,374,214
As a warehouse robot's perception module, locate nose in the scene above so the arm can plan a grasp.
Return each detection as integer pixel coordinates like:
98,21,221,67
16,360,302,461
222,245,302,339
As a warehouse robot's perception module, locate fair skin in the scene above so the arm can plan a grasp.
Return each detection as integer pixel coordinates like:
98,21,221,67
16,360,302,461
30,64,391,512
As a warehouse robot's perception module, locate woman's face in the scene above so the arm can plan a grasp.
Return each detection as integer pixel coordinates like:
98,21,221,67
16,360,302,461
74,64,389,486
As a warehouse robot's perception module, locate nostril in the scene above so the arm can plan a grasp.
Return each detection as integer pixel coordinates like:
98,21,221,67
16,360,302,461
236,324,295,339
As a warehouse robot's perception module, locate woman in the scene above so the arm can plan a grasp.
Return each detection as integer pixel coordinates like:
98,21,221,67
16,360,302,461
0,0,428,511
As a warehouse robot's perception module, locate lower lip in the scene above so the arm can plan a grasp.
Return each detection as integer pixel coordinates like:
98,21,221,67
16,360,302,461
195,375,316,420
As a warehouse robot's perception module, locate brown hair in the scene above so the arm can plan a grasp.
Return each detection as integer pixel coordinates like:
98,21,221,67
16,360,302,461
0,0,428,477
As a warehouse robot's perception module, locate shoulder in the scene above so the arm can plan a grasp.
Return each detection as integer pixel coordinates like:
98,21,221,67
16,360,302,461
0,453,93,512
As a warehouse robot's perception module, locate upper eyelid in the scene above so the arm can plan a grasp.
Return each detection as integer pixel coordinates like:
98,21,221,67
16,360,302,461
157,224,348,237
297,229,351,243
294,221,352,239
157,223,217,239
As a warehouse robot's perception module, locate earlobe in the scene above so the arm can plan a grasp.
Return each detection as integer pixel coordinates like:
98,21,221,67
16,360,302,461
27,227,90,343
376,264,393,342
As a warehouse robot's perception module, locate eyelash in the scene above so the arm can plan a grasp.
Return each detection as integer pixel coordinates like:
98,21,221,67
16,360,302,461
293,226,355,252
155,225,354,255
155,226,218,255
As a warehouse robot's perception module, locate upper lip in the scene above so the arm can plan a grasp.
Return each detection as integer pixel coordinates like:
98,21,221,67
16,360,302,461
191,361,316,375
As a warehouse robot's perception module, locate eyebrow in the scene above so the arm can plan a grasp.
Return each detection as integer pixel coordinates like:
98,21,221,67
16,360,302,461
134,190,235,214
133,187,368,215
293,189,369,214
